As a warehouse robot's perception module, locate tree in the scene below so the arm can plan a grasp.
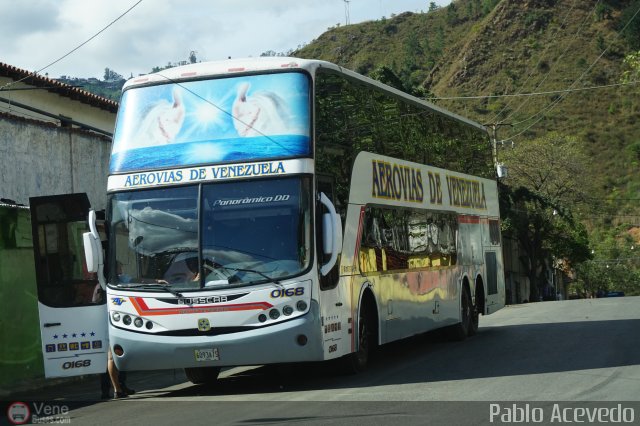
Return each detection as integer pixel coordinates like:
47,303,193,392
446,2,459,25
499,133,593,301
500,133,592,207
574,227,640,297
428,2,440,12
621,50,640,84
594,3,613,21
369,66,407,91
103,68,123,81
482,0,500,15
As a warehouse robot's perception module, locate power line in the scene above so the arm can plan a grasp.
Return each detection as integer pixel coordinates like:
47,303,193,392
499,0,604,125
0,0,143,91
506,2,640,139
428,80,640,100
490,0,581,124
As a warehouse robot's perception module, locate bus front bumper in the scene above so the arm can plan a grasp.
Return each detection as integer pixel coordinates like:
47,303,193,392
110,308,323,371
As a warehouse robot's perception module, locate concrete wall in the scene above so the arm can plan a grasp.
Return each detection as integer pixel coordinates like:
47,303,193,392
0,115,111,210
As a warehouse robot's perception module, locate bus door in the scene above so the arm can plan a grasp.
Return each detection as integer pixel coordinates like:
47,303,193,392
317,177,350,359
29,193,108,378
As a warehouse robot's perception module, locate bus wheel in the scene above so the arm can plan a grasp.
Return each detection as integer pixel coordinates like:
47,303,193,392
184,366,221,385
468,297,480,336
451,286,472,341
343,302,372,374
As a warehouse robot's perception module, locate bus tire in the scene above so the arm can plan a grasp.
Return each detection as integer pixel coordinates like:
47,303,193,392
184,366,221,385
342,301,374,374
468,285,481,336
451,285,472,341
468,302,479,336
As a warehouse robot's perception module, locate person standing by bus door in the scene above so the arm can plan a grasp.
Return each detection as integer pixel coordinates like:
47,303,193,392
106,348,130,399
93,280,134,399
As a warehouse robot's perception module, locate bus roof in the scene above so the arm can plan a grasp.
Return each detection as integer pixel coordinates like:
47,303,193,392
122,57,328,89
123,57,487,133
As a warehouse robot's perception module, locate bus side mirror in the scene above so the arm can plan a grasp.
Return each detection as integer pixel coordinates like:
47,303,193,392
319,192,342,276
322,213,334,255
83,210,106,289
83,232,100,273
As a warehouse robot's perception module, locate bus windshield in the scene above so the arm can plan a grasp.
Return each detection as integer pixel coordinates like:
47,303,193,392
108,176,312,290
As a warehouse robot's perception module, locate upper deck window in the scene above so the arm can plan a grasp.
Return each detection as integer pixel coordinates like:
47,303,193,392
111,72,311,173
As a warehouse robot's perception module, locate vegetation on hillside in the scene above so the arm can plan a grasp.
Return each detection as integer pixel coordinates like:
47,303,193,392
61,0,640,298
295,0,640,297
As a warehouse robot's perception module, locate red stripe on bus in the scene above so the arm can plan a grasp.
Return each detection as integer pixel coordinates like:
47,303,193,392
130,297,272,316
350,206,366,353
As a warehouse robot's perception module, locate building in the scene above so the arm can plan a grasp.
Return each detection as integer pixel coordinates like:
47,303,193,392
0,62,117,210
0,62,117,394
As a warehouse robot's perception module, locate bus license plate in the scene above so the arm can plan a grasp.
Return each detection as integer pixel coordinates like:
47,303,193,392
194,348,220,362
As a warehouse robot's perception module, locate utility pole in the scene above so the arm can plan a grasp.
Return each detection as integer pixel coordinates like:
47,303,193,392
344,0,351,25
485,122,512,178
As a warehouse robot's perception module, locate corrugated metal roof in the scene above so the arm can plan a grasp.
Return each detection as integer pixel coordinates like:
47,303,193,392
0,62,118,113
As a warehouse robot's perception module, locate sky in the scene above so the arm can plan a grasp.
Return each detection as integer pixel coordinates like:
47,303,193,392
1,0,451,80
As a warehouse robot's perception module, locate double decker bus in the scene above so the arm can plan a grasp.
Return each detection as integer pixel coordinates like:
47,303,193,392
35,58,504,383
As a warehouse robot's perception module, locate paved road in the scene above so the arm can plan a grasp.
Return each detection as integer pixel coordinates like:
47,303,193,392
5,297,640,425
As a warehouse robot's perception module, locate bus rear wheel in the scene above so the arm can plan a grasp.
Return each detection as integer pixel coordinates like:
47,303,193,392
451,286,472,341
468,296,480,336
184,366,221,385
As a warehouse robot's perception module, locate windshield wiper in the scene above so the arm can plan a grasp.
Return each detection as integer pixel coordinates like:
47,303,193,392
116,282,183,297
205,264,282,287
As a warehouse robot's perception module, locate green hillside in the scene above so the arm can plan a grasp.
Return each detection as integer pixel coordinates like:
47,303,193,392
295,0,640,296
296,0,640,223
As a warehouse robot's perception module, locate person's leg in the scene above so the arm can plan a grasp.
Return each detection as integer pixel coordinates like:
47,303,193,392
108,348,127,398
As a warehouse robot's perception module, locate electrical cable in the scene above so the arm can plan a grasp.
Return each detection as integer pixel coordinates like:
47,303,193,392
506,2,640,139
428,79,640,100
0,0,143,91
500,0,604,125
489,0,582,124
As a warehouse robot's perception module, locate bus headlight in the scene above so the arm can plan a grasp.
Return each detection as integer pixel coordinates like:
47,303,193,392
111,312,121,322
134,317,144,328
269,309,280,320
296,300,308,312
123,315,132,325
282,305,294,316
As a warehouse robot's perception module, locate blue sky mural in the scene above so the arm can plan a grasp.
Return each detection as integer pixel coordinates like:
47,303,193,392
110,72,311,173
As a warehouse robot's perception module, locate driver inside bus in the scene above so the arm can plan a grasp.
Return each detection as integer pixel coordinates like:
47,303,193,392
186,256,200,282
162,254,200,284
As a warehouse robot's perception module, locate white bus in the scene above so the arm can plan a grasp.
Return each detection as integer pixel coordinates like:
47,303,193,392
34,58,504,383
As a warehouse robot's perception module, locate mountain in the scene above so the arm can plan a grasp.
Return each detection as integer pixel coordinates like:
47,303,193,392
295,0,640,225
